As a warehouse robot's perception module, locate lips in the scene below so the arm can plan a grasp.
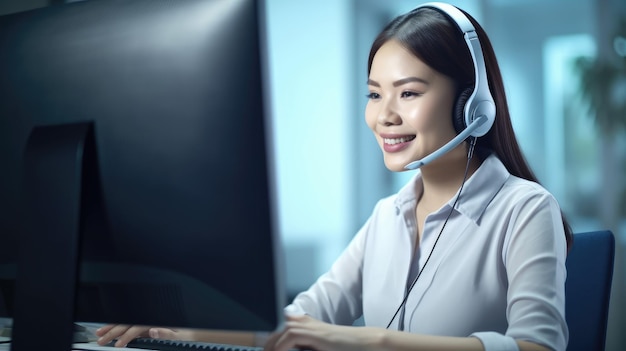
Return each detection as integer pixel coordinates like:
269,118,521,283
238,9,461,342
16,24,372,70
381,134,415,152
383,136,416,145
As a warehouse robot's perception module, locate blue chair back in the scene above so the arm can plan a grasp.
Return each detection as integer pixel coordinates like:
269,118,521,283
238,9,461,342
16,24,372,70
565,230,615,351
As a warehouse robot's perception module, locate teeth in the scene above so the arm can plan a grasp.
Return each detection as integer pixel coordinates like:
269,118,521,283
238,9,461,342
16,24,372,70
384,136,415,145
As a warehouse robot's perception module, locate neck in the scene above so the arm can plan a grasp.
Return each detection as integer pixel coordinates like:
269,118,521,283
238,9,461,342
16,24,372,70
418,144,481,206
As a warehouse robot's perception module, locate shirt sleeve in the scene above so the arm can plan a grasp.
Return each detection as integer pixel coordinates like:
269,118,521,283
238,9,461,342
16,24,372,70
471,332,520,351
287,212,374,325
501,191,568,351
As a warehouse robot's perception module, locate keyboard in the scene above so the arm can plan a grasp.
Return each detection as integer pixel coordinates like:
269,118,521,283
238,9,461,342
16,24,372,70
125,338,263,351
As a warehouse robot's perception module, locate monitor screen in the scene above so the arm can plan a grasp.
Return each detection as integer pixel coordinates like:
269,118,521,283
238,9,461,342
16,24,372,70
0,0,284,348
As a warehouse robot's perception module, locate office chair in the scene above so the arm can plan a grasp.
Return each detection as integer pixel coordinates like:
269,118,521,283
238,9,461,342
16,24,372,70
565,230,615,351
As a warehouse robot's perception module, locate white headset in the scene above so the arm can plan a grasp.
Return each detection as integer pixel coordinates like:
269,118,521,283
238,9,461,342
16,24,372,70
404,2,496,170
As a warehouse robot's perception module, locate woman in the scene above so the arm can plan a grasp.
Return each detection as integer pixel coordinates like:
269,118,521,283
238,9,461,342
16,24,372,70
97,3,572,350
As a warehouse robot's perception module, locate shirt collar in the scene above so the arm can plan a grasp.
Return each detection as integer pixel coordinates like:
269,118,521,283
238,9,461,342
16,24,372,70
394,153,510,224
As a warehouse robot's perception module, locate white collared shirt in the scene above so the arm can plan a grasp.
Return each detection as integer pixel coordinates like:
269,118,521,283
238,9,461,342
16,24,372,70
288,154,568,351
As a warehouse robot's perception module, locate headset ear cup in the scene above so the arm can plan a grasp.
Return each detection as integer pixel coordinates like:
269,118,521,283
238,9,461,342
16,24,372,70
453,88,473,134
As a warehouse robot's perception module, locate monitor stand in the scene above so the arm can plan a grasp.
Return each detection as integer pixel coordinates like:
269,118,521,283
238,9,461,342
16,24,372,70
12,122,96,351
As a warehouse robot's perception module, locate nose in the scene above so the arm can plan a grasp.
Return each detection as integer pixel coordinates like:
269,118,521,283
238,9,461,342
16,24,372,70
377,98,401,126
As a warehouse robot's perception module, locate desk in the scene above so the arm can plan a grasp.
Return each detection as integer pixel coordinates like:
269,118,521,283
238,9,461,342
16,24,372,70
0,341,155,351
0,319,149,351
73,342,151,351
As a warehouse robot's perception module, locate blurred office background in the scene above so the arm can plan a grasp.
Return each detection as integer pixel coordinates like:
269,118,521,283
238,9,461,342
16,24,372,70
1,0,624,349
265,1,626,350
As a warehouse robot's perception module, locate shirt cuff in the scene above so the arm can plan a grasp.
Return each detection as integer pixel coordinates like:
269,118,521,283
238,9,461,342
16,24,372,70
284,304,306,316
470,332,519,351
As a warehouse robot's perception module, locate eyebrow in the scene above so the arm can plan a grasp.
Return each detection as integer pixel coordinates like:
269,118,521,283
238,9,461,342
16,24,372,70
367,76,429,87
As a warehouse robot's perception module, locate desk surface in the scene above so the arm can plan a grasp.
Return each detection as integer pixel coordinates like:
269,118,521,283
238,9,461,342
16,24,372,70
0,322,134,350
0,340,152,351
74,343,146,350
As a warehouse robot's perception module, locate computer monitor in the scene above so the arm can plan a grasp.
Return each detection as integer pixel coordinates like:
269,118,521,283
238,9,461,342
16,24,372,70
0,0,284,350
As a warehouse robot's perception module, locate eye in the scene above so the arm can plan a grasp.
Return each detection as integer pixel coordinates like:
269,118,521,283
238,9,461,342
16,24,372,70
401,91,422,98
366,92,381,100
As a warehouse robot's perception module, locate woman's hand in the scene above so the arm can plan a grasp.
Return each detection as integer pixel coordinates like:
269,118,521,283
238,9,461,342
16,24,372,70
264,314,384,351
95,324,193,347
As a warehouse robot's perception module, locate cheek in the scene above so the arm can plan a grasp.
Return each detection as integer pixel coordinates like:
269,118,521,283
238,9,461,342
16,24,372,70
405,101,450,134
401,105,428,131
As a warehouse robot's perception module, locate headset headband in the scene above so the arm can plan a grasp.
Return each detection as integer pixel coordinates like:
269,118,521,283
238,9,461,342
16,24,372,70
417,2,496,137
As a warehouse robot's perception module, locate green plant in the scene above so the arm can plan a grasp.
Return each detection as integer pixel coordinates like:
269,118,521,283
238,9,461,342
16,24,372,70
574,18,626,136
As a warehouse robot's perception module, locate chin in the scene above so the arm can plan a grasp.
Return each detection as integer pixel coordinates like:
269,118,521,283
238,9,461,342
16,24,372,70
383,159,412,173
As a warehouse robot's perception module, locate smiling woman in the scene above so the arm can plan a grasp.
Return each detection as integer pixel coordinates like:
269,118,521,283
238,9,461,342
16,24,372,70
265,3,573,351
88,2,573,351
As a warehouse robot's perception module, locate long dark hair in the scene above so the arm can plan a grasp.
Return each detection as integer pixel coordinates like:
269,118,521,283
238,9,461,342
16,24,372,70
367,6,573,250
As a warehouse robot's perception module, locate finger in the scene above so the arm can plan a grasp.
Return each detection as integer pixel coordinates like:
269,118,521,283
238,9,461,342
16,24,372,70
96,325,131,346
263,330,283,350
114,325,151,347
95,324,116,337
273,327,318,351
271,324,322,351
149,327,180,340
